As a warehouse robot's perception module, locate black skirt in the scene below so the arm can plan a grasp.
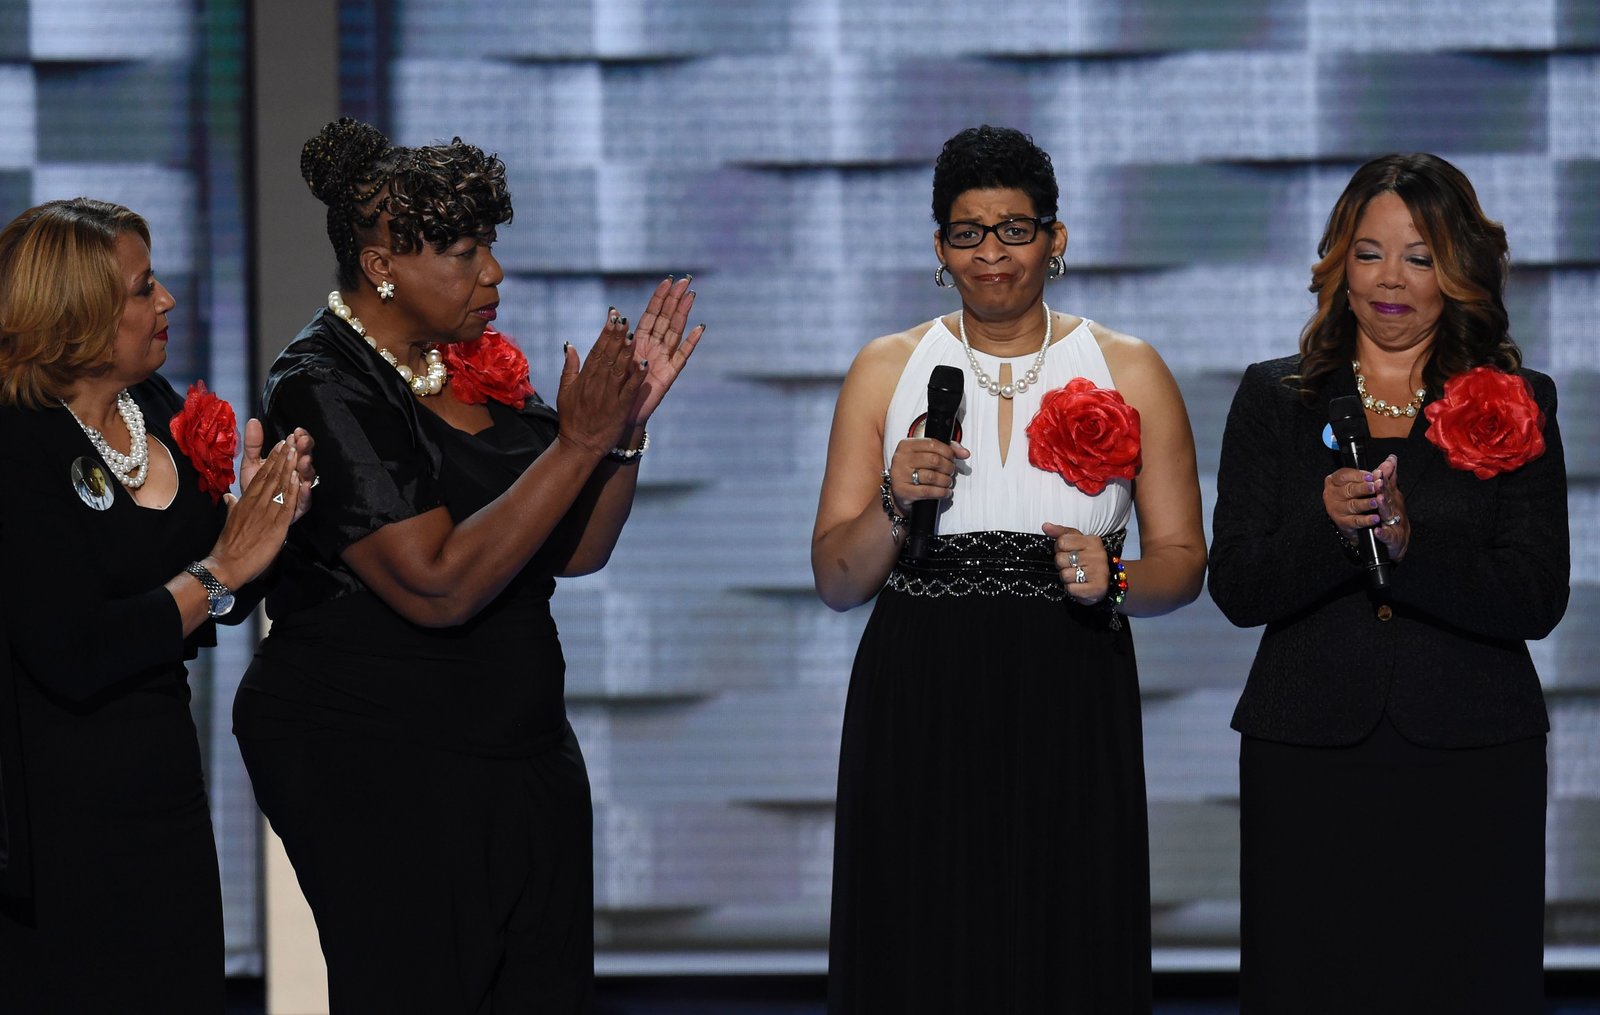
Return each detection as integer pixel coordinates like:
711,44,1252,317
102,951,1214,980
1240,717,1546,1014
829,532,1151,1013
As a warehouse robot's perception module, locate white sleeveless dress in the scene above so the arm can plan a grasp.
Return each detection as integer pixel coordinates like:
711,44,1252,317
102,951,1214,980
881,314,1132,539
829,312,1153,1013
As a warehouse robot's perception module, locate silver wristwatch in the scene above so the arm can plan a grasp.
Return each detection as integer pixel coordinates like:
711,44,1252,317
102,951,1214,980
184,561,236,618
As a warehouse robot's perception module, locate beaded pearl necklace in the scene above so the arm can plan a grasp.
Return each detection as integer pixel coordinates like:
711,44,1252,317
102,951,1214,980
1352,359,1426,418
327,291,448,396
64,389,149,488
958,302,1052,399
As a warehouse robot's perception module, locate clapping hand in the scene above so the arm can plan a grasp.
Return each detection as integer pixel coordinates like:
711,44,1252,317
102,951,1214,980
240,418,316,522
627,276,705,425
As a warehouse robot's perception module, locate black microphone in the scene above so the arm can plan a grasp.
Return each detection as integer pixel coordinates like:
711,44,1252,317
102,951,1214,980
906,365,964,559
1328,394,1391,591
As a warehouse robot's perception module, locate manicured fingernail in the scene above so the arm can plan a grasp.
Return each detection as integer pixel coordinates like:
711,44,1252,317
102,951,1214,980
563,341,570,352
619,316,627,326
687,289,696,298
640,359,649,369
625,332,634,343
683,274,693,283
1363,474,1373,482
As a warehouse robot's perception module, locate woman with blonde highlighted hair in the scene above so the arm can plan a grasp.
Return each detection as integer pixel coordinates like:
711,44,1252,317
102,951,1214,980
0,197,313,1012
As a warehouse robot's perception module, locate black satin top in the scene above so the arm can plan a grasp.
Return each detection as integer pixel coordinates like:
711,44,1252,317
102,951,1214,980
235,310,569,758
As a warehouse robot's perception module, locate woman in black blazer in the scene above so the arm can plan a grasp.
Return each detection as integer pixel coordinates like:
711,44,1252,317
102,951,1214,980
1210,154,1568,1014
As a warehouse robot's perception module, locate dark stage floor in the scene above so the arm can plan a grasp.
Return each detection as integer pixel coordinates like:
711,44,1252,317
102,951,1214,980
225,972,1600,1014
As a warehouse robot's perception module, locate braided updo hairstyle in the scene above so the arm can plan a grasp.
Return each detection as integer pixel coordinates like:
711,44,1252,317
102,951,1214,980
300,117,514,290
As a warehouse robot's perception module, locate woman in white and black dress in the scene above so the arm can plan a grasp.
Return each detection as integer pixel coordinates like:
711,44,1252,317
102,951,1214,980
812,125,1207,1013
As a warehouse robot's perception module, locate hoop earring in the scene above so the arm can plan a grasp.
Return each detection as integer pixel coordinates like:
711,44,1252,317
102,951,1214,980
935,264,952,288
1048,255,1065,279
377,280,396,302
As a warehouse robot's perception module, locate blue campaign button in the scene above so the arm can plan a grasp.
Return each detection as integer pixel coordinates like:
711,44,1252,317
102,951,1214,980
1321,423,1337,450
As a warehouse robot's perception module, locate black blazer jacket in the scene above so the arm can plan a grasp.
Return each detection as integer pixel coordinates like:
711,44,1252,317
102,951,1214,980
1209,356,1569,749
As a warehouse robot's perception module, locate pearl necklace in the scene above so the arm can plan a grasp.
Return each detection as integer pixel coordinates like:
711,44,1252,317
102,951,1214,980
958,302,1052,399
327,291,448,396
1352,359,1426,418
64,389,149,488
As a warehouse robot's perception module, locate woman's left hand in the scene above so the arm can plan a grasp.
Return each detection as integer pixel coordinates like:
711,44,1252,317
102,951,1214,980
627,276,705,425
1043,522,1109,604
240,418,317,522
1368,453,1410,560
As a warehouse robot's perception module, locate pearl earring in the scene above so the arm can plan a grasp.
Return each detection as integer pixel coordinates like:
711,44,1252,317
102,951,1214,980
377,280,396,301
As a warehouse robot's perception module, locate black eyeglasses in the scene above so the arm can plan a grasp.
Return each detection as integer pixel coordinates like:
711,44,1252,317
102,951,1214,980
940,215,1056,249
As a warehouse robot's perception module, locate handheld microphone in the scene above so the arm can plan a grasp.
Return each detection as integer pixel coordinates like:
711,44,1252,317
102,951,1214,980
906,365,964,559
1328,394,1391,591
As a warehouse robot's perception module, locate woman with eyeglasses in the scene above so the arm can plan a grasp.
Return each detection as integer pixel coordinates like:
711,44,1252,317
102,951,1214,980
232,118,703,1012
812,125,1206,1011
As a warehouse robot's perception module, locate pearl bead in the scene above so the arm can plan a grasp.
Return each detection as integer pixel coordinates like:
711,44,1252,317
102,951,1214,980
328,291,449,398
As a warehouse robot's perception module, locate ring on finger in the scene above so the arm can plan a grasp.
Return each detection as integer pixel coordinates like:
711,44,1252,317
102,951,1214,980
911,468,921,486
1384,514,1400,526
272,491,286,505
1068,550,1079,567
1074,565,1087,584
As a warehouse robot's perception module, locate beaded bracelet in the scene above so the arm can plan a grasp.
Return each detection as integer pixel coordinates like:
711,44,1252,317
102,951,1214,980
879,469,907,543
607,429,649,463
1104,553,1129,631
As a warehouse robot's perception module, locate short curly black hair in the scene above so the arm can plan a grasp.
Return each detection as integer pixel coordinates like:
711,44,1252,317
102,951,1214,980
931,125,1059,226
300,117,514,290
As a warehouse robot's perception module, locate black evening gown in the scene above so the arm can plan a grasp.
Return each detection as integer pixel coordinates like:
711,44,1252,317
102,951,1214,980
234,310,593,1013
0,378,231,1014
828,533,1152,1013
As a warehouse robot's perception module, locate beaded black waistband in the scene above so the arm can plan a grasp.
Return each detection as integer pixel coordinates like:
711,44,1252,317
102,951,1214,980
886,529,1127,601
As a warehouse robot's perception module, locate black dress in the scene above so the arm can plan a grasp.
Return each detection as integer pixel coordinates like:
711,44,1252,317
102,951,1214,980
828,532,1152,1013
0,377,236,1014
233,309,593,1014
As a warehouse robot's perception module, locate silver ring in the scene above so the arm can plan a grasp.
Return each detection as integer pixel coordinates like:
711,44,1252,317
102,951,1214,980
910,469,921,486
1074,566,1087,584
1068,550,1079,567
1384,514,1400,526
272,491,286,505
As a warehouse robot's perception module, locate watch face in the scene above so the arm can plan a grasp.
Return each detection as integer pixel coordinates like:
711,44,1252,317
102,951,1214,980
211,591,236,618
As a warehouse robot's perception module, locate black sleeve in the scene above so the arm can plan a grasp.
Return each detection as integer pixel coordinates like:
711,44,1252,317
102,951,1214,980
1207,361,1360,629
264,366,445,561
1387,371,1570,641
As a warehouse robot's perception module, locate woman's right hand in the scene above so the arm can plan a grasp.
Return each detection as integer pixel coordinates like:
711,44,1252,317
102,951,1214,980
1322,453,1399,546
555,309,648,459
885,437,970,514
208,439,301,588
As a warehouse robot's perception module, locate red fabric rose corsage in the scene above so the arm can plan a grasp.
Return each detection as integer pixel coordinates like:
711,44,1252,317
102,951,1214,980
1423,366,1546,479
1026,377,1142,495
441,326,535,407
169,380,238,503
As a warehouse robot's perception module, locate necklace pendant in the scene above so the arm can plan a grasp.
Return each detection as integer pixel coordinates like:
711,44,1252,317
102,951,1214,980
999,383,1015,399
